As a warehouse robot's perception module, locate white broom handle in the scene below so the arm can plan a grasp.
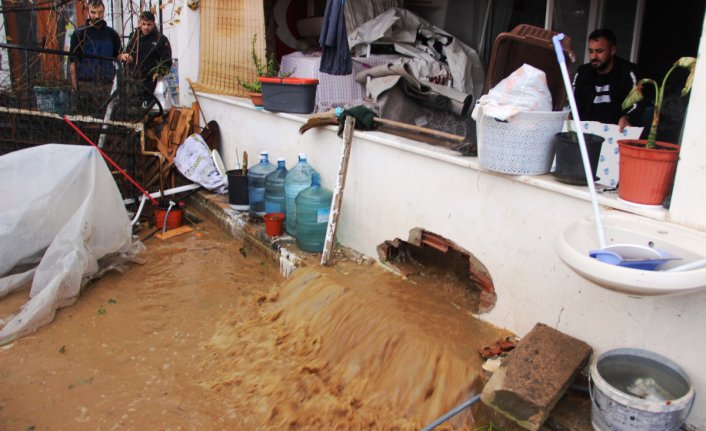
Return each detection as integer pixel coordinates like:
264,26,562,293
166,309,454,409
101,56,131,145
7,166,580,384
553,34,607,250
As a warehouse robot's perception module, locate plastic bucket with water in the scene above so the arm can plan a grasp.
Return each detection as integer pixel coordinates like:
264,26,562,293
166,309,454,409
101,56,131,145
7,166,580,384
590,348,694,430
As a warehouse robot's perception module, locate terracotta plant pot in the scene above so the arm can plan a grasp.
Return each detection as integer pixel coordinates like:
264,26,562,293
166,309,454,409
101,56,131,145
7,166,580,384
248,92,263,107
552,132,604,185
617,139,680,205
154,201,186,231
263,212,285,237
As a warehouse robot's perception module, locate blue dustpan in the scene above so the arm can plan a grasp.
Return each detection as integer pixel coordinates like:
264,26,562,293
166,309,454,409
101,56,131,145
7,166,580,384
589,247,680,271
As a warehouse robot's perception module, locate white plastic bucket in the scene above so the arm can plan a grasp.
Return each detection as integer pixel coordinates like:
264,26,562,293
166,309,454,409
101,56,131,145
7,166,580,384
590,348,694,431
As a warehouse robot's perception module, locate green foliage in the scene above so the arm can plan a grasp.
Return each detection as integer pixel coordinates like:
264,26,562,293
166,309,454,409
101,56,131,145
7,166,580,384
238,34,293,93
250,34,279,79
621,57,696,149
239,79,262,93
239,34,277,93
148,58,172,79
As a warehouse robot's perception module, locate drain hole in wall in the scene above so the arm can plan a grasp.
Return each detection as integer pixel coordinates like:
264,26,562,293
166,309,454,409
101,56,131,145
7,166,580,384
377,228,496,314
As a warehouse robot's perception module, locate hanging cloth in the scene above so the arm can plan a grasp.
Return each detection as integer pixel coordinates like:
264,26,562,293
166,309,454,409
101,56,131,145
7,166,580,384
319,0,352,75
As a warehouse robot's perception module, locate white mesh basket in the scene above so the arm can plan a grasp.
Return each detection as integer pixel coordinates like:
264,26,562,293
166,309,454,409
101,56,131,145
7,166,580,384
477,110,568,175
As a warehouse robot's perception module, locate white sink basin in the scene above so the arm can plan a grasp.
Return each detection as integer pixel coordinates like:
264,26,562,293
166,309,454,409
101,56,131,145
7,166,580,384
555,211,706,296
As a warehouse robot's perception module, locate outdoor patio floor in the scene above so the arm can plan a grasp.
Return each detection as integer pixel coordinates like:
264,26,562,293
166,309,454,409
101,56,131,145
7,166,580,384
0,193,593,430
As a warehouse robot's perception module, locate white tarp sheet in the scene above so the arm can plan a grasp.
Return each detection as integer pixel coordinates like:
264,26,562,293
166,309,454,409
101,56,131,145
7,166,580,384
0,144,141,344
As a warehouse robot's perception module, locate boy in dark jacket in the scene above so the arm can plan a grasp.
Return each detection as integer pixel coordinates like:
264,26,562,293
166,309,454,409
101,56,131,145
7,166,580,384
118,11,172,104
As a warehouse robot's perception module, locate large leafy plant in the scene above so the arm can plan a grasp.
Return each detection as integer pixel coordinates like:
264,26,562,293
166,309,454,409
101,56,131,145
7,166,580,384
622,57,696,149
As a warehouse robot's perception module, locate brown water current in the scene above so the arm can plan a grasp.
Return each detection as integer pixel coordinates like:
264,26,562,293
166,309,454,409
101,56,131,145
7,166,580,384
0,215,511,430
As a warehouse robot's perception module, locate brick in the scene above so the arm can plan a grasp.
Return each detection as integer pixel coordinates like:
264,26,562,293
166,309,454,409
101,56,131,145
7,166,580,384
480,323,592,430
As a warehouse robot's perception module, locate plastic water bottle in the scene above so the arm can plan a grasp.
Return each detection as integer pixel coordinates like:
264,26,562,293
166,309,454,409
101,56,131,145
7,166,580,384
264,158,287,215
295,173,332,252
247,151,276,217
284,153,318,235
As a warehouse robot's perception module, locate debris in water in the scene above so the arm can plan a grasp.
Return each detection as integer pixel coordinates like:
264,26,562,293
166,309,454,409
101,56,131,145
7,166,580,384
627,377,670,402
279,247,298,278
478,336,518,359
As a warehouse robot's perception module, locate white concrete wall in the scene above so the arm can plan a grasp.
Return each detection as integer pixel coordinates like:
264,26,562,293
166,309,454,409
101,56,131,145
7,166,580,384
195,95,706,429
670,17,706,232
178,10,706,430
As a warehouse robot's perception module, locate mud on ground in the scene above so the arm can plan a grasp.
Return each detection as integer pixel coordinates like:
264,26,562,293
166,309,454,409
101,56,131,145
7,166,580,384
0,211,589,430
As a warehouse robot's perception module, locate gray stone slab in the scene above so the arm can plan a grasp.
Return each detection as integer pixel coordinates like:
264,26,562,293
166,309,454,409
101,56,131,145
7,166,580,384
481,322,593,430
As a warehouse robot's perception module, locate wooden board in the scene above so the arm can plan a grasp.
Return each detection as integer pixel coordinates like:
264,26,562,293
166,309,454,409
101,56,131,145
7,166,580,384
155,225,194,240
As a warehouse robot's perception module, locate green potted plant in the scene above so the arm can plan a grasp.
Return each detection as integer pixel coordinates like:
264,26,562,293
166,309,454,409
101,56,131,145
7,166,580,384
617,56,696,205
238,34,278,107
238,34,317,113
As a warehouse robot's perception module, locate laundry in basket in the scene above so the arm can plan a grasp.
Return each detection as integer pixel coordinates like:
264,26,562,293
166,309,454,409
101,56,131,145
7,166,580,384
472,64,566,175
472,64,553,121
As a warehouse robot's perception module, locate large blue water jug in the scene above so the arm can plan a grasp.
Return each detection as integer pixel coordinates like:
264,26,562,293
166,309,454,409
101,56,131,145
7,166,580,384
247,151,276,217
264,158,287,215
284,153,318,235
295,173,332,253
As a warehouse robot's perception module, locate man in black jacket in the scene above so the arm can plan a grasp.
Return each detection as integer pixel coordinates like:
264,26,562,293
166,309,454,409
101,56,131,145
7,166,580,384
69,0,121,114
118,11,172,105
572,29,641,131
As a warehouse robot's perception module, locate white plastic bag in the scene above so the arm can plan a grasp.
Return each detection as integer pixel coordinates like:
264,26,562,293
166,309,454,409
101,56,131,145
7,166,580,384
472,64,553,121
174,134,228,194
154,77,173,111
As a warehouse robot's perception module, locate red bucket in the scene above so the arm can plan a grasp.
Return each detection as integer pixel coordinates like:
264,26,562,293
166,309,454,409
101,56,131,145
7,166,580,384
263,212,285,237
154,202,185,231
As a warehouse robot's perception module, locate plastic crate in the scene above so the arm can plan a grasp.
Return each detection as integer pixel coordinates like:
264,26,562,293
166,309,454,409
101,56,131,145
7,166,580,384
483,25,574,111
33,86,71,114
259,77,319,114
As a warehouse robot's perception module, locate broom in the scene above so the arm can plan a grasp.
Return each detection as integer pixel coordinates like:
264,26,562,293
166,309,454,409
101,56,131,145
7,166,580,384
299,109,340,134
299,106,471,153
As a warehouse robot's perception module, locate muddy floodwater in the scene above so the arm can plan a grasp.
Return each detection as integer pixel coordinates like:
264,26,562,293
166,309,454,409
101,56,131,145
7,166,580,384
0,215,512,430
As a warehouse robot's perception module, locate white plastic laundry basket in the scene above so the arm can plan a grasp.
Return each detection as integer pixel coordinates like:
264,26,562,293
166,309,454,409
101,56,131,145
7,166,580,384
477,110,568,175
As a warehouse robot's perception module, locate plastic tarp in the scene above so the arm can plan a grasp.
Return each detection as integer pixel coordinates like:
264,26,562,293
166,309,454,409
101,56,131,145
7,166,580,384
347,7,485,100
0,144,142,344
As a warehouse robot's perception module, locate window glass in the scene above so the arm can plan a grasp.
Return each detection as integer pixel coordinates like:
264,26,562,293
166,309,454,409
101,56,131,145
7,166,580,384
551,0,590,69
604,0,638,61
481,0,545,68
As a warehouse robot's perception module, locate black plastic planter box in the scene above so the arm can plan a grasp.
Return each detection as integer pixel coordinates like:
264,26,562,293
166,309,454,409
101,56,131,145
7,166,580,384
258,77,319,114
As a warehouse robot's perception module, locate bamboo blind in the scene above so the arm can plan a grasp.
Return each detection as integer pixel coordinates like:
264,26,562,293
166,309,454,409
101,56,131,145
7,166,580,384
192,0,267,96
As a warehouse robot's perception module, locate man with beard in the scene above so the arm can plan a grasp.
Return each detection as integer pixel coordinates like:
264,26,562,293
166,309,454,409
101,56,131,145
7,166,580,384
118,11,172,107
69,0,121,113
572,29,642,131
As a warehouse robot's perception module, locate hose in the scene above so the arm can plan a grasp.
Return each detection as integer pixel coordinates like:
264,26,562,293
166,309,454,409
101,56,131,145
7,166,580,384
131,183,200,226
162,201,176,234
421,394,482,431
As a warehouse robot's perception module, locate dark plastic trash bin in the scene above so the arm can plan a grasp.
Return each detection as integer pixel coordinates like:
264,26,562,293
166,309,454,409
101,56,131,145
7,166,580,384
258,77,319,114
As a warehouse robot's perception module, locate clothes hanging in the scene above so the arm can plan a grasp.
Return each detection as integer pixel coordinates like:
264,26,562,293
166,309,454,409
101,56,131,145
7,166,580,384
319,0,352,75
